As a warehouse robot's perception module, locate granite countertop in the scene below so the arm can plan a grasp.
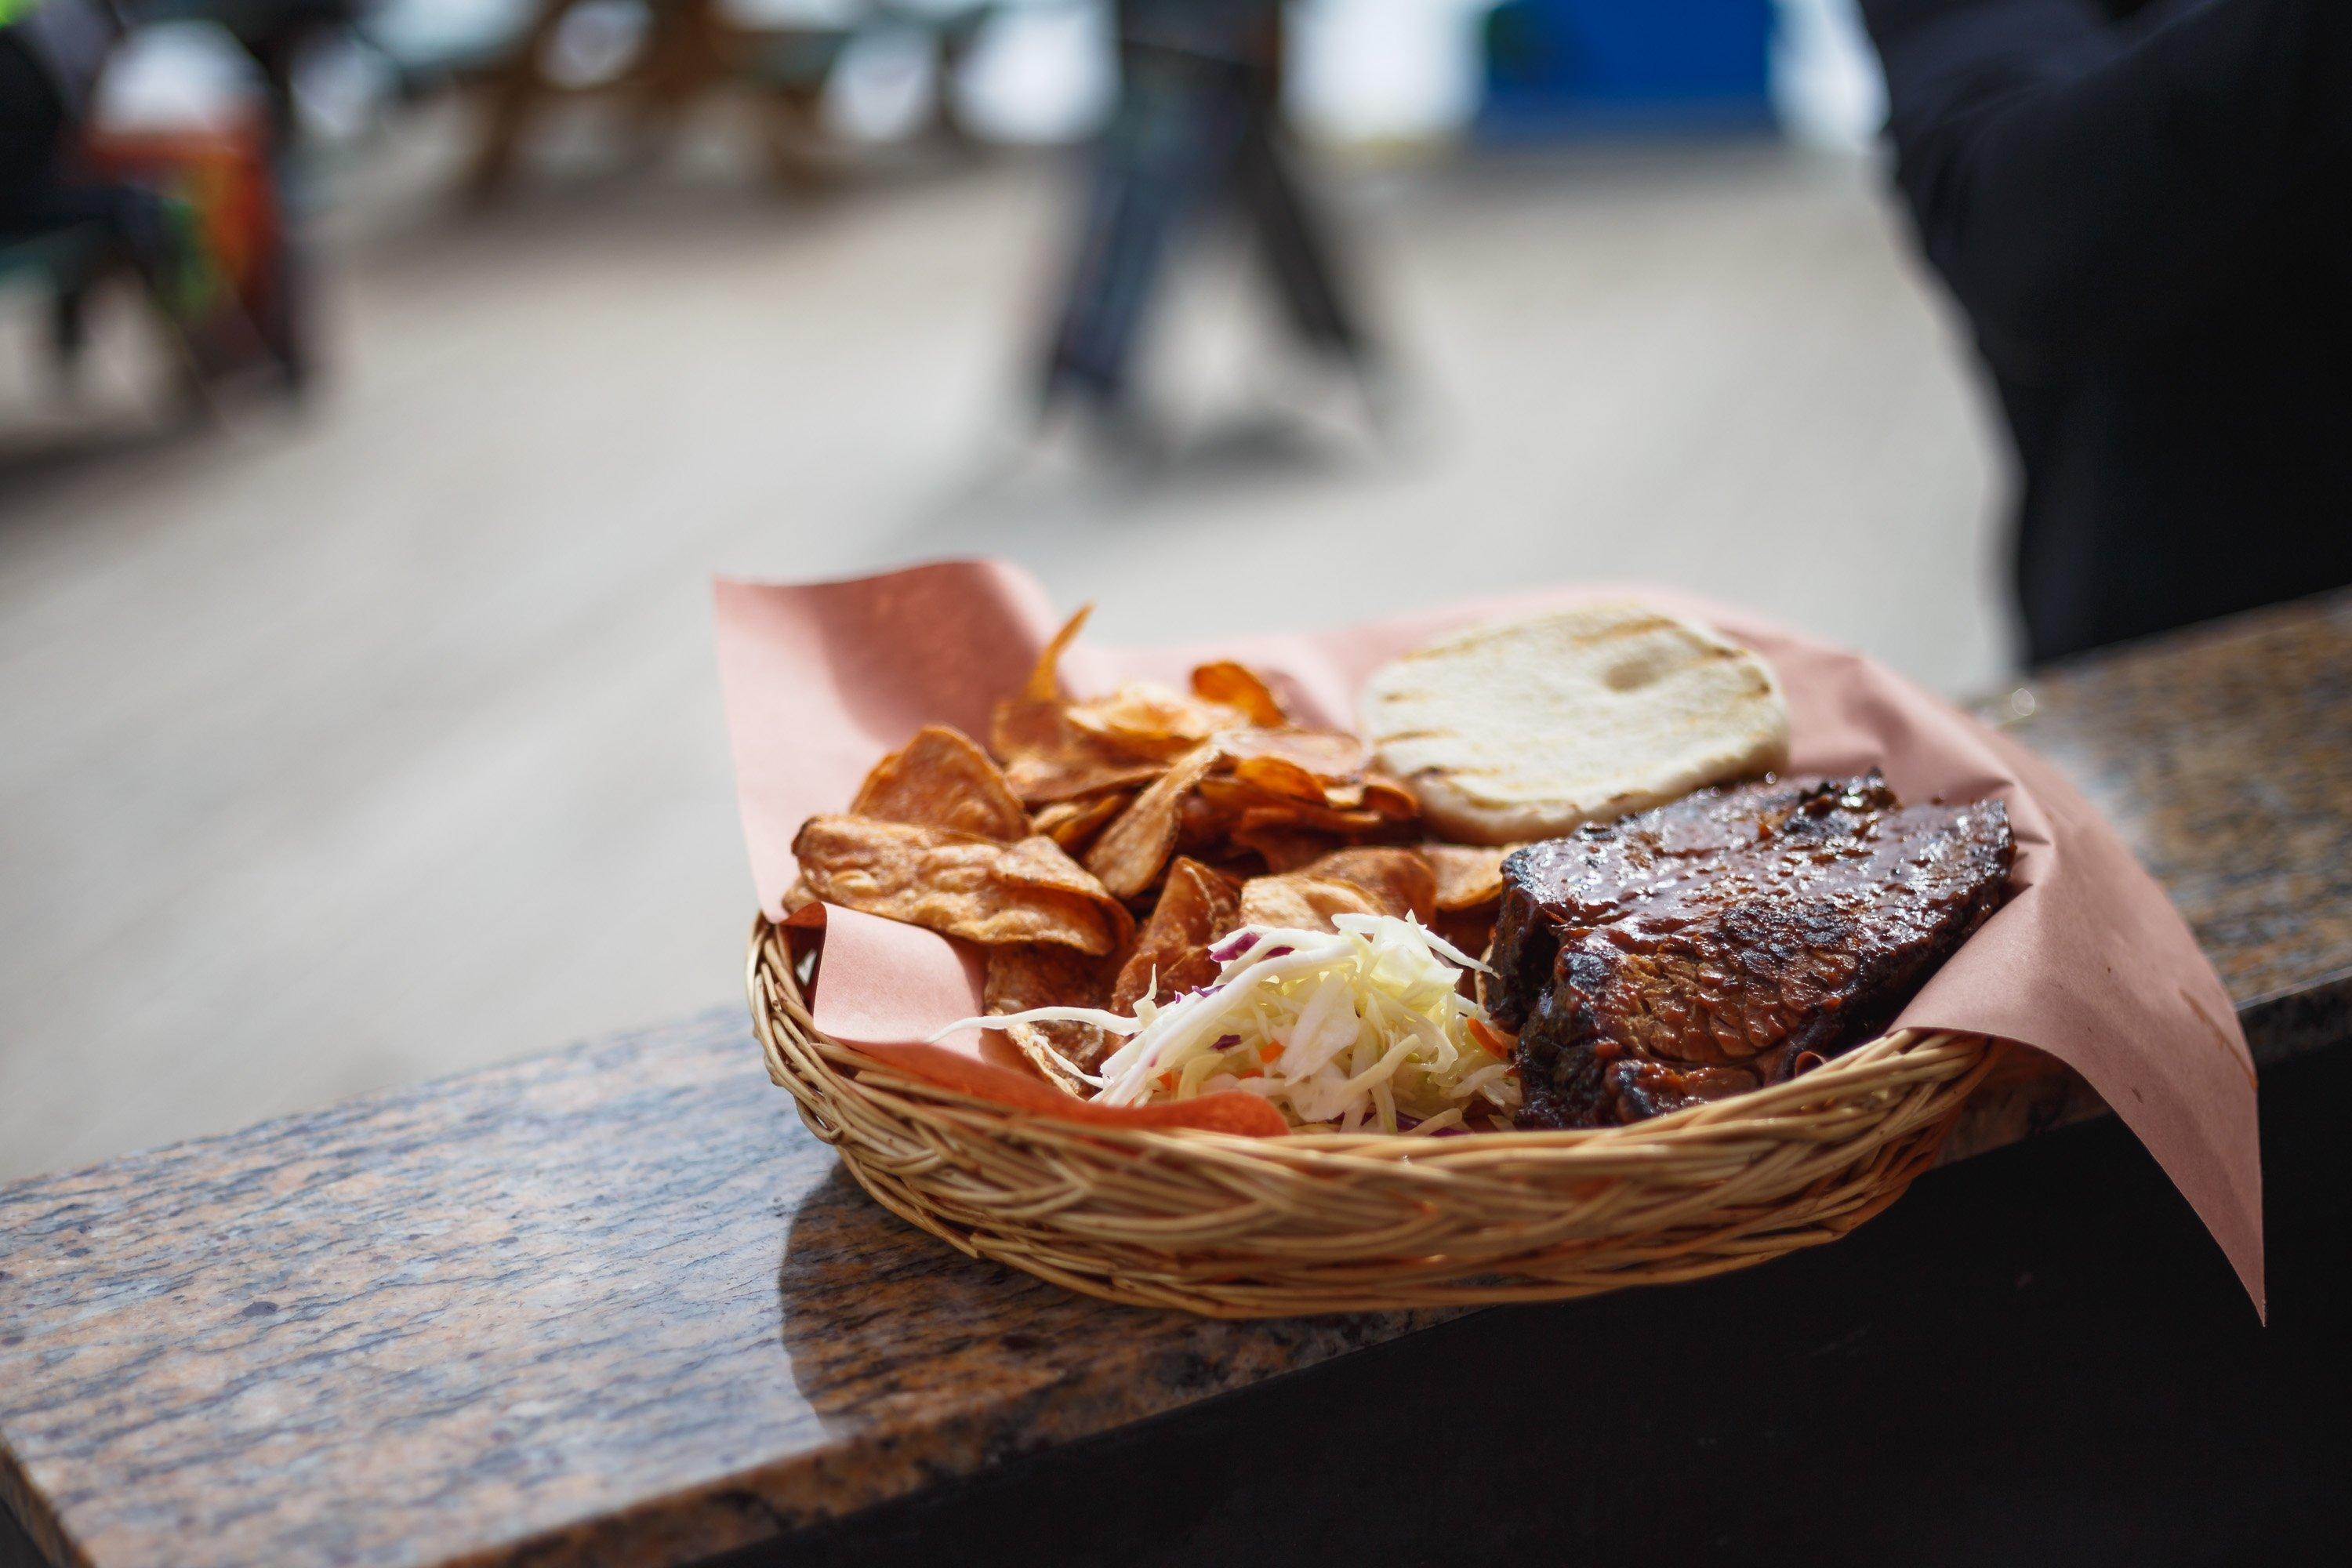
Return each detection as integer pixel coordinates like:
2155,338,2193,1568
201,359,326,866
4,593,2349,1568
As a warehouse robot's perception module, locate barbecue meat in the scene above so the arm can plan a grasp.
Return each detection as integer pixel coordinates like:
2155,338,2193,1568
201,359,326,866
1487,773,2012,1127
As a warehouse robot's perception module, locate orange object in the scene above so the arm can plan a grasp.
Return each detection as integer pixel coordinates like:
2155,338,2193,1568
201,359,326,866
82,114,287,372
1468,1016,1517,1055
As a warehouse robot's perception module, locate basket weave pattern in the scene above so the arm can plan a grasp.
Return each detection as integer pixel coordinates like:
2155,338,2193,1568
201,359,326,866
750,920,1996,1316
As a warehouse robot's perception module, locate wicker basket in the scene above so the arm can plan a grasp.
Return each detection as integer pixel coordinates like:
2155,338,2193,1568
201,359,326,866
749,919,1997,1317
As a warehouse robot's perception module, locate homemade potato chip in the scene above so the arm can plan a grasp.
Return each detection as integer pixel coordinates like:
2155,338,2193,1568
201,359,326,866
1235,844,1439,934
1190,661,1287,727
793,816,1132,954
1237,873,1387,933
1438,906,1503,973
1174,789,1231,856
850,724,1030,842
1032,791,1132,854
1220,731,1380,822
1184,753,1418,877
1218,728,1369,782
1425,843,1510,911
1066,682,1251,760
1296,846,1438,923
1425,844,1506,975
1192,775,1294,817
1232,800,1399,840
1230,826,1330,874
1086,742,1222,900
1228,752,1328,806
990,605,1168,804
990,699,1165,805
1359,777,1422,819
985,942,1121,1091
1022,605,1093,702
1112,857,1241,1012
1193,775,1396,834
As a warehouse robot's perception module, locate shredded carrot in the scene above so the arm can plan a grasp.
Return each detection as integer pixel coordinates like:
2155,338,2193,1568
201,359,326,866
1468,1017,1517,1054
1259,1040,1283,1062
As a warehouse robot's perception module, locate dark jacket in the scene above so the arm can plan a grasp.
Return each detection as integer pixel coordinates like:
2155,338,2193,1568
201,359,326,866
1861,0,2352,662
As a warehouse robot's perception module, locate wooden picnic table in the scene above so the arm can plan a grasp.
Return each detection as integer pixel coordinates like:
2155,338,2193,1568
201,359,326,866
5,593,2350,1568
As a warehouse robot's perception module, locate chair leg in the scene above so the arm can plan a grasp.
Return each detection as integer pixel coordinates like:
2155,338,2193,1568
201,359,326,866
466,0,589,205
48,280,90,397
757,85,829,193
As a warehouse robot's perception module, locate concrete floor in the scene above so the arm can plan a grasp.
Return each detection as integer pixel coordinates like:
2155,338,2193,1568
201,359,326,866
0,120,2009,1181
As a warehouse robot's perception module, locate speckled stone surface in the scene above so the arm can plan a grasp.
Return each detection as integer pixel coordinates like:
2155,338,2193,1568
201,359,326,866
4,594,2348,1568
0,1014,1449,1568
1994,593,2352,1043
1939,592,2352,1158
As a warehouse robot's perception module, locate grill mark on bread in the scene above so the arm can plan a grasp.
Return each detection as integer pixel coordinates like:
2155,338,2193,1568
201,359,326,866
1359,603,1792,845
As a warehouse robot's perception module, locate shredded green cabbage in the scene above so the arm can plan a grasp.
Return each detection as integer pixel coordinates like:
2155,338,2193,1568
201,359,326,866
940,913,1523,1133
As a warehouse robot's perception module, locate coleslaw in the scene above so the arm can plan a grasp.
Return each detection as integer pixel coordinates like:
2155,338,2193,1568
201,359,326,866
939,913,1522,1133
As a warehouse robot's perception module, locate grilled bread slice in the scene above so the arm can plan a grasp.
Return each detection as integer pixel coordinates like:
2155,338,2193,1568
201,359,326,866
1359,603,1790,844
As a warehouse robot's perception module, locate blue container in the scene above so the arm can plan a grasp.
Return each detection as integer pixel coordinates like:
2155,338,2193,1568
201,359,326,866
1479,0,1777,138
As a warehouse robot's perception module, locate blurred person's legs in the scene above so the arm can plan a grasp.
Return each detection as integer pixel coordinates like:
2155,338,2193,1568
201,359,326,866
1232,58,1367,372
1040,43,1250,416
1039,0,1376,429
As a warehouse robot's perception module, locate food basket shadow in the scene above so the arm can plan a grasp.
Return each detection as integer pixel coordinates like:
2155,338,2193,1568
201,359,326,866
750,920,1998,1317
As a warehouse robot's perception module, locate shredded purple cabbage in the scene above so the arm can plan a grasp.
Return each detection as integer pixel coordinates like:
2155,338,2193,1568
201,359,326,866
1213,1033,1243,1051
1207,931,1259,964
1395,1113,1473,1139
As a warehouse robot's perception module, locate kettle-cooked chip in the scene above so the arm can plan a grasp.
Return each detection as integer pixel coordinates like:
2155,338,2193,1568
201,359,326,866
793,816,1132,954
1438,906,1502,974
1174,787,1234,857
1359,776,1422,819
990,605,1168,804
1237,873,1388,934
1022,604,1093,702
1236,846,1438,934
1229,826,1334,874
851,724,1030,842
1195,775,1392,832
1231,799,1396,840
1066,682,1251,760
1295,846,1438,923
1218,728,1369,783
1112,857,1241,1012
985,942,1122,1091
1185,760,1417,876
990,698,1166,805
1032,791,1133,854
1228,752,1328,806
1086,742,1223,900
1189,661,1288,727
1425,843,1509,911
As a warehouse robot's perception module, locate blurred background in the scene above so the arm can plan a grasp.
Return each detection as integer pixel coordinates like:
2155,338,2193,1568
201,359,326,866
1,0,2008,1180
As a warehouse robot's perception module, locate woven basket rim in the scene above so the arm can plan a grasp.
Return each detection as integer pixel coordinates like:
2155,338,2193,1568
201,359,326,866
744,915,1997,1313
745,914,1992,1159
